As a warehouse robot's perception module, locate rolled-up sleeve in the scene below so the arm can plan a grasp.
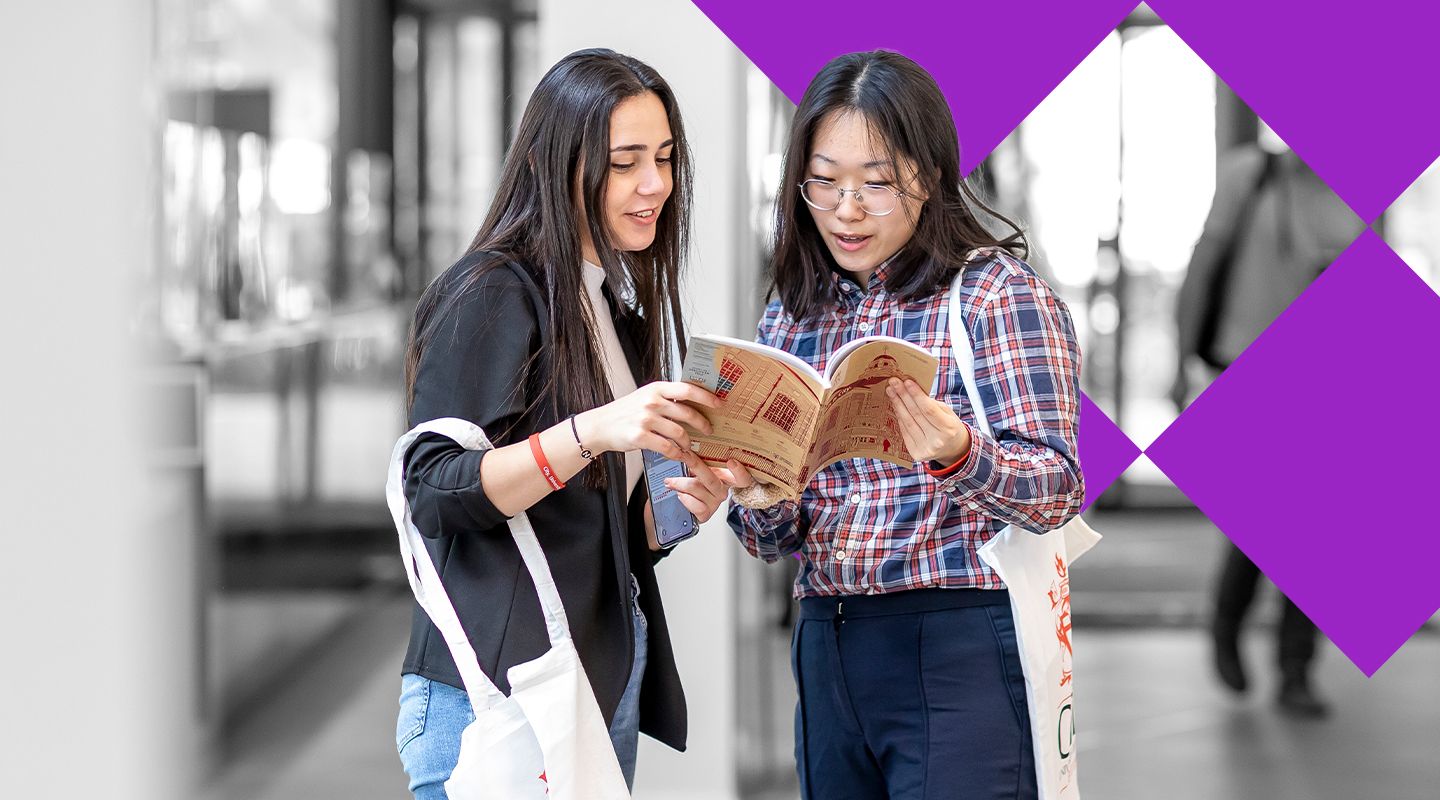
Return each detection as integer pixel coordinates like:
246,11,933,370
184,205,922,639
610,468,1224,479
405,268,539,539
728,498,807,562
939,272,1084,532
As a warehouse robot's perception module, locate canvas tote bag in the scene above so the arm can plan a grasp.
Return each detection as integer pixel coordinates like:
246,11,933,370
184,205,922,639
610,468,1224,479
386,417,630,799
948,268,1101,800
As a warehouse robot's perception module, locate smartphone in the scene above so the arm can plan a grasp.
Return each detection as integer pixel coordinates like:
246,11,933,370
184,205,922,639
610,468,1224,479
642,448,699,549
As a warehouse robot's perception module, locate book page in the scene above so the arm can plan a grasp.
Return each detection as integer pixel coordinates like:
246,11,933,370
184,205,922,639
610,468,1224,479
806,338,940,475
682,335,825,496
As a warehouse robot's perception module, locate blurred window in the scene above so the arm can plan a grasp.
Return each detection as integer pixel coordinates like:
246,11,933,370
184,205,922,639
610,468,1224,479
1386,161,1440,294
992,19,1217,496
157,0,341,336
393,5,538,285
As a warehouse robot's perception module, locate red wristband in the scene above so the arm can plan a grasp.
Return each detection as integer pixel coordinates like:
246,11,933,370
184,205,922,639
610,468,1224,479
923,448,970,478
529,433,565,491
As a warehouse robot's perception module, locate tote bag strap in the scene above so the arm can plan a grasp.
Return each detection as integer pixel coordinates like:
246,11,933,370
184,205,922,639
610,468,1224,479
947,255,994,437
397,420,576,644
387,421,502,711
387,419,578,715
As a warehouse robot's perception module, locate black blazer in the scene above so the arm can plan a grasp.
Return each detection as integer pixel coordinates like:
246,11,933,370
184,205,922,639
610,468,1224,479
400,251,686,751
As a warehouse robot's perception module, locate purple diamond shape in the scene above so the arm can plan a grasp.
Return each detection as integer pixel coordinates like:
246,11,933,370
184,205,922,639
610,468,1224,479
1079,394,1141,511
1148,0,1440,222
688,0,1139,174
1148,231,1440,675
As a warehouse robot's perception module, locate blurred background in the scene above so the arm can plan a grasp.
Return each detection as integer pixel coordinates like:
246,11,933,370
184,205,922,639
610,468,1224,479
5,1,1436,799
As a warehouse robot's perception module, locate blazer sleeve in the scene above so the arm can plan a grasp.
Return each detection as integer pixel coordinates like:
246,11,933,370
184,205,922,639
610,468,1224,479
404,266,541,539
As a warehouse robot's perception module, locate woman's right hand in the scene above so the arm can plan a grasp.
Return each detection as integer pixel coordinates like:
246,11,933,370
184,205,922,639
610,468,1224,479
574,381,721,459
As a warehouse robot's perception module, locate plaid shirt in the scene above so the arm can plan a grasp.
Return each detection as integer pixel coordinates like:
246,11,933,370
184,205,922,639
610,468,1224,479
727,249,1084,598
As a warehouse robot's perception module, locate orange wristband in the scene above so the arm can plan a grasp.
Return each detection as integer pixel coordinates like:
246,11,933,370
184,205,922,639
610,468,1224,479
529,433,565,491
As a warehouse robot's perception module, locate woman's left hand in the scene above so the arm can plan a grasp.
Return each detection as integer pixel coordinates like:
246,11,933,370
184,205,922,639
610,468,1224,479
886,377,972,467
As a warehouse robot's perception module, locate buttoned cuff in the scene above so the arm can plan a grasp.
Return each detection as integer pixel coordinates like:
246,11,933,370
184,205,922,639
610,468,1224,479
923,439,974,477
935,419,999,502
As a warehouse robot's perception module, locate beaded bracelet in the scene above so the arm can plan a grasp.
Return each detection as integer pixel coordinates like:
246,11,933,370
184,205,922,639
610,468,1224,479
567,414,595,461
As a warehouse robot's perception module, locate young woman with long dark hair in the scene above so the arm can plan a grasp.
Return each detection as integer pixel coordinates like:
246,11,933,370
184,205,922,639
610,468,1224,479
726,50,1085,799
395,48,729,797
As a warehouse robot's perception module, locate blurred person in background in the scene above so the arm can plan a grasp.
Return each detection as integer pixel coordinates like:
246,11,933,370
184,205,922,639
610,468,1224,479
1173,122,1363,718
396,48,731,796
727,50,1084,800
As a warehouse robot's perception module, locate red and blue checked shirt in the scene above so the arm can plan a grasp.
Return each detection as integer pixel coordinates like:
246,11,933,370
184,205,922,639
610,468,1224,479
726,249,1084,598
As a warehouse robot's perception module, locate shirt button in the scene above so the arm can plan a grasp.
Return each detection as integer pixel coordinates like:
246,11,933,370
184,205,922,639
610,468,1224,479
850,493,862,504
835,550,848,561
858,321,872,333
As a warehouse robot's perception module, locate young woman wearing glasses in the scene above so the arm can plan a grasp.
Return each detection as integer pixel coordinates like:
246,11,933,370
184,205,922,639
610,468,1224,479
725,50,1085,800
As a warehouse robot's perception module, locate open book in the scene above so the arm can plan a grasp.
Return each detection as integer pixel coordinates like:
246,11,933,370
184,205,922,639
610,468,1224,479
681,333,939,501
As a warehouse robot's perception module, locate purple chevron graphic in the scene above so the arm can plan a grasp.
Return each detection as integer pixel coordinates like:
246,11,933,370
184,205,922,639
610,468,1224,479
1148,231,1440,676
688,0,1139,175
1147,0,1440,222
1079,394,1141,512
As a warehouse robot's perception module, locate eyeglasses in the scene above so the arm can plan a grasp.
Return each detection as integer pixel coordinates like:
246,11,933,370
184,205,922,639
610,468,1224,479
798,179,910,216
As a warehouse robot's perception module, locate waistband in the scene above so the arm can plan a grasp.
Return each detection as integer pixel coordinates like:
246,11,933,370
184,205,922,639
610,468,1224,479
798,587,1010,620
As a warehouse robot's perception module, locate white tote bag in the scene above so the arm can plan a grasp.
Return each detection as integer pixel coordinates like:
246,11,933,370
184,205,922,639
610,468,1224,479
386,418,631,800
948,271,1100,800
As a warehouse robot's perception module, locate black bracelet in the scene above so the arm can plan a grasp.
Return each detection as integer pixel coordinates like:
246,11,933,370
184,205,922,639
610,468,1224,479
568,414,595,461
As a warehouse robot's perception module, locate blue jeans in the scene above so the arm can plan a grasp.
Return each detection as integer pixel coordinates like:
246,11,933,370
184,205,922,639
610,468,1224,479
397,576,649,798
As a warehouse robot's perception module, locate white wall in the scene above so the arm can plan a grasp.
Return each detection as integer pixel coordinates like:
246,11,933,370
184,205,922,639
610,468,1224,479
0,1,187,797
540,2,752,797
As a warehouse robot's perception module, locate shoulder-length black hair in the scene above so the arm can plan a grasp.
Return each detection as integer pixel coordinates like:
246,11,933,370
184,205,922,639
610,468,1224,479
404,48,692,489
771,50,1025,322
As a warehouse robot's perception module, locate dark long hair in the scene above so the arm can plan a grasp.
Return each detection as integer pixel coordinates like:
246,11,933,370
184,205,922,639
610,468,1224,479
404,48,692,489
771,50,1026,322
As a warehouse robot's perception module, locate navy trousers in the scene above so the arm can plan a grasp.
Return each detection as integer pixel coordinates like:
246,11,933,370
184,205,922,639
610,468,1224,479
792,588,1038,800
